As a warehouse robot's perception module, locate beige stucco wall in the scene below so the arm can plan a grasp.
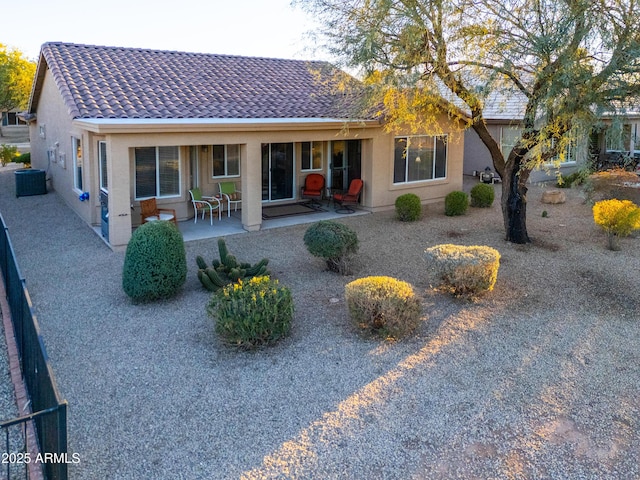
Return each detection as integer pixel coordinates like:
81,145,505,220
29,73,96,224
31,68,466,250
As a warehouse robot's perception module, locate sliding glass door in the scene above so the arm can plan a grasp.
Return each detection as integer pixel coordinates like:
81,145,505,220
262,143,294,201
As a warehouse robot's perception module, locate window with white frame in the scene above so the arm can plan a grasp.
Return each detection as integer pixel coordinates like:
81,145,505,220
500,126,521,158
212,144,240,178
301,141,323,171
98,141,108,192
72,136,83,191
605,123,632,152
135,146,180,199
393,135,447,184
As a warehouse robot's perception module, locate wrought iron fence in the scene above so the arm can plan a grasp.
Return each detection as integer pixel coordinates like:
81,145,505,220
0,214,68,480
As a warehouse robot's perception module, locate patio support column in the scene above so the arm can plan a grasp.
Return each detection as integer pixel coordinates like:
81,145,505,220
106,139,133,250
241,142,262,231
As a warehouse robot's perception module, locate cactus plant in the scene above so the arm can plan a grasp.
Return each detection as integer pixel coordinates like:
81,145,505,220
196,238,269,291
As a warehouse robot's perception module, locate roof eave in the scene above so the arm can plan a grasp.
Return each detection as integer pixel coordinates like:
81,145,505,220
72,117,381,134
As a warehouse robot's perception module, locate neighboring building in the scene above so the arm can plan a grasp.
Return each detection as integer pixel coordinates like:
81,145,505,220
592,112,640,168
1,109,29,141
464,91,583,182
26,42,465,250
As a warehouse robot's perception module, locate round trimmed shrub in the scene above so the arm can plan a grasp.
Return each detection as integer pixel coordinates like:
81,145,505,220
470,183,495,208
303,220,359,275
593,198,640,250
395,193,422,221
424,244,500,296
122,221,187,301
445,191,469,216
208,276,293,349
345,276,421,339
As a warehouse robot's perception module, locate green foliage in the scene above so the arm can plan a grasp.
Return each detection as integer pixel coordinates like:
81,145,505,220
424,244,501,297
297,0,640,243
13,152,30,165
208,276,293,349
303,220,359,275
542,210,548,218
0,44,36,111
470,183,495,208
593,199,640,250
122,221,187,301
345,276,421,339
196,238,269,291
556,170,584,188
0,144,17,167
444,191,469,216
395,193,422,221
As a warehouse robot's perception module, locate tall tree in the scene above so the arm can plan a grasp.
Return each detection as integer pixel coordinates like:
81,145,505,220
296,0,640,243
0,44,36,115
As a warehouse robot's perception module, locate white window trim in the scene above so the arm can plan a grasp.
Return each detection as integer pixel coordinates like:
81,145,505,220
72,136,83,192
301,141,324,172
98,141,108,193
212,144,241,179
393,134,448,185
134,146,182,200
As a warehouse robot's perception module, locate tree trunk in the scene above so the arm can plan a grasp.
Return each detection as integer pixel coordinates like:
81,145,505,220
501,160,531,244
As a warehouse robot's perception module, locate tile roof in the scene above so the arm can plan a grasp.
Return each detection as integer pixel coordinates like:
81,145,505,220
34,42,365,120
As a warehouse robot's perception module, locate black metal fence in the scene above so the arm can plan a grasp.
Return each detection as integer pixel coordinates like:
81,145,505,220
0,214,68,480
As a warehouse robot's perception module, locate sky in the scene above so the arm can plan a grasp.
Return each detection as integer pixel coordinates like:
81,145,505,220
3,0,328,62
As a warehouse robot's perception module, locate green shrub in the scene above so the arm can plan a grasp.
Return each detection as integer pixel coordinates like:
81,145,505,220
122,221,187,301
395,193,422,221
303,220,359,275
0,144,18,167
208,276,293,349
470,183,495,208
444,191,469,216
424,244,500,296
345,276,422,339
556,170,582,188
13,152,30,165
593,199,640,250
196,238,269,291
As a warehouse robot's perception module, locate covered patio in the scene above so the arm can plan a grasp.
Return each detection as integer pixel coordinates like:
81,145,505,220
176,204,370,242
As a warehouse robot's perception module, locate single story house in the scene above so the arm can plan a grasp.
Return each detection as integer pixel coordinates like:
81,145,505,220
25,42,465,250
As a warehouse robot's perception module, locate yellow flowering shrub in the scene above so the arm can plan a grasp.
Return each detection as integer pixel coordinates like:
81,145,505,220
424,244,500,296
345,276,422,339
207,276,293,349
593,199,640,250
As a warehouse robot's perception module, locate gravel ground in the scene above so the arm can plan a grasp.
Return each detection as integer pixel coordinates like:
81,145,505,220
0,164,639,479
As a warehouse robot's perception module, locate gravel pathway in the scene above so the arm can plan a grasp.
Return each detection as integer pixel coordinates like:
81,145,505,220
0,165,639,479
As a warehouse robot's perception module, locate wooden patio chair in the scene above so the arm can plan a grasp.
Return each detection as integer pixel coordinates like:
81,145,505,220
140,198,177,226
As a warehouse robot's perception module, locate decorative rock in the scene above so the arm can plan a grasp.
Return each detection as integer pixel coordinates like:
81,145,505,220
541,189,566,204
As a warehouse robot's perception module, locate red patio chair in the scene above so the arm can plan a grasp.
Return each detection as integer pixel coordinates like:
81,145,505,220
334,179,363,214
301,173,325,207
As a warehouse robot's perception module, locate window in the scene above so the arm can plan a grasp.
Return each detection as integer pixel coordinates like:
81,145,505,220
98,141,108,192
301,141,323,171
393,135,447,184
500,126,521,158
605,124,631,152
135,146,180,199
72,136,83,191
550,136,577,164
212,144,240,178
1,112,25,126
